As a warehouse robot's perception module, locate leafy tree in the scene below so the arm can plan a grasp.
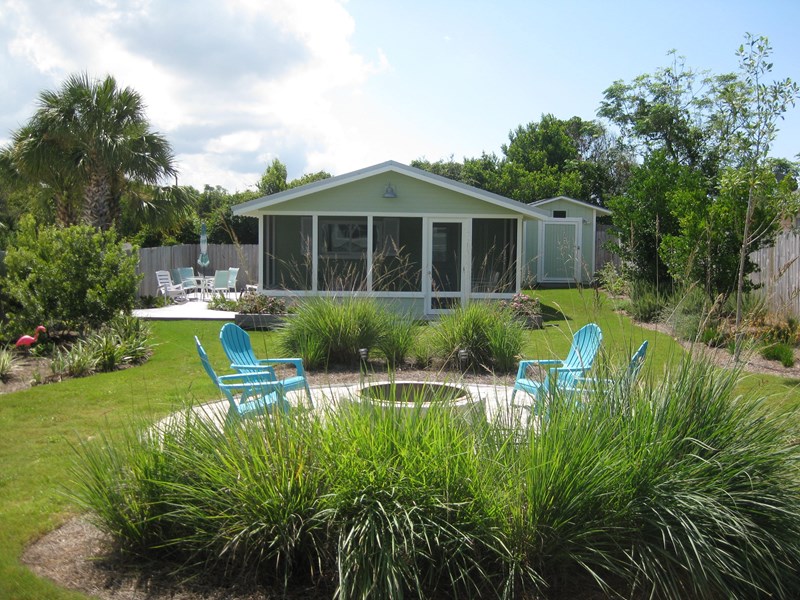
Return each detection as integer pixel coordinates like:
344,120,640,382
606,151,687,287
288,169,332,189
413,116,631,206
257,158,289,195
411,156,465,181
2,73,193,231
3,216,139,337
257,158,331,195
715,35,800,354
601,35,798,302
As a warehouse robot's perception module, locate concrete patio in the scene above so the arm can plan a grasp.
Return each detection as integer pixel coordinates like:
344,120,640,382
133,300,236,320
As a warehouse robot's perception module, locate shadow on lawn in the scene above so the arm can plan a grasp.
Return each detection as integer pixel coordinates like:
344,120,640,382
540,301,571,323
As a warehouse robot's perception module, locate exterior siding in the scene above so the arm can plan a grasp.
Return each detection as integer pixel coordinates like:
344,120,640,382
537,199,594,278
259,173,522,217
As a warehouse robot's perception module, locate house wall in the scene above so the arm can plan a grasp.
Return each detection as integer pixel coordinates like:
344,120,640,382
523,199,597,284
260,173,521,216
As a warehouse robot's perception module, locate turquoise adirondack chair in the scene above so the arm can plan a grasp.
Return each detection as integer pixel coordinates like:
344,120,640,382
511,323,603,407
195,336,289,419
560,340,649,399
219,323,312,406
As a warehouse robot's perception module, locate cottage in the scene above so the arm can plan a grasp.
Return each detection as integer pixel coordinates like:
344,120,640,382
233,160,610,317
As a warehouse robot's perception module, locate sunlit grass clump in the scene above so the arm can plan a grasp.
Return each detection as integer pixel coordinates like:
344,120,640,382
71,360,800,599
279,297,415,369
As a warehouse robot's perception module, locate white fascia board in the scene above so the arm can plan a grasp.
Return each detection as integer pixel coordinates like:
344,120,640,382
233,160,549,220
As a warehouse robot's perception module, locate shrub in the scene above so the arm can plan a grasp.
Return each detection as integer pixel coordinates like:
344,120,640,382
50,316,152,379
236,292,287,315
280,297,411,369
597,261,630,297
0,345,15,381
761,343,796,367
71,359,800,598
432,301,523,372
207,295,237,311
51,340,98,378
500,292,541,321
627,281,667,323
758,315,800,346
701,325,730,348
375,311,416,368
2,217,140,336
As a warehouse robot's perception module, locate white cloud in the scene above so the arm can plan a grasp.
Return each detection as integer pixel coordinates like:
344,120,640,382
0,0,389,189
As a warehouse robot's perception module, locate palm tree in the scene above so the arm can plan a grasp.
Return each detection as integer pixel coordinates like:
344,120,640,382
3,73,193,230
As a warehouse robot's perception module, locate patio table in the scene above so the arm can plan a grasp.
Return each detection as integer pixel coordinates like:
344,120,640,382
185,276,209,300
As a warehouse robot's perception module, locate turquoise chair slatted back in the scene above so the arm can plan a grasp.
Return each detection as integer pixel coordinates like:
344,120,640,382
195,335,288,418
563,323,602,371
627,340,648,381
195,336,237,410
220,322,259,368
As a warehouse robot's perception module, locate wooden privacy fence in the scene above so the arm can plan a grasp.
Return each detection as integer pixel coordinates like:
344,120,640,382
137,244,258,297
750,230,800,317
595,223,621,271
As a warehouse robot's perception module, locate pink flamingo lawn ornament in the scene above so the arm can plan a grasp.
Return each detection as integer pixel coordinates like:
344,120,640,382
16,325,46,348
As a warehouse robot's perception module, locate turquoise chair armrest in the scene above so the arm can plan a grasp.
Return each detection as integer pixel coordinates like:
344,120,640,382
217,370,281,390
516,359,563,381
257,358,306,377
231,363,277,377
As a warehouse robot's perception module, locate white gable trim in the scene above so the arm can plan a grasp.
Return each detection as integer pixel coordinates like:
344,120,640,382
233,160,550,220
529,195,611,216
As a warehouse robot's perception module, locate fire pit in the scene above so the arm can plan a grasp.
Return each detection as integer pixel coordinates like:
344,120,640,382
358,381,484,423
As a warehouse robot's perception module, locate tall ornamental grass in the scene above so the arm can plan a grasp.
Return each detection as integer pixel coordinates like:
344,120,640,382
279,297,414,369
71,358,800,599
432,301,524,372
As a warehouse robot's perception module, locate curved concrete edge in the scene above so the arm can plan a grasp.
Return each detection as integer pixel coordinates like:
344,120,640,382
158,382,538,433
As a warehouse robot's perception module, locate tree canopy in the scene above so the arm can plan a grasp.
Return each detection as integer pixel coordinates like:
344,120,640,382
1,73,193,231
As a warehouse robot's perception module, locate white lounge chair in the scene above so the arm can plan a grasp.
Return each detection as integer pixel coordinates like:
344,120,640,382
155,270,187,303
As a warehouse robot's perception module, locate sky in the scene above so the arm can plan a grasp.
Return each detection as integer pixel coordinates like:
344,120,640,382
1,0,799,193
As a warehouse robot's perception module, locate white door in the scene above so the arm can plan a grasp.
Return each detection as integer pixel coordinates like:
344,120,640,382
426,219,467,313
539,220,581,282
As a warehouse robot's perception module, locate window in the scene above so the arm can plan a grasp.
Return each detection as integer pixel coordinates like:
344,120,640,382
553,210,567,219
373,217,422,291
263,215,311,290
471,219,517,293
318,217,367,291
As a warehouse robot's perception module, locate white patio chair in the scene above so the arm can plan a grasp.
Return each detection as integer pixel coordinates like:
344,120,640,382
227,267,240,295
155,270,187,303
210,270,230,298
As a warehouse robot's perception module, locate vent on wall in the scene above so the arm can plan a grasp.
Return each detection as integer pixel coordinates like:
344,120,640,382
553,210,567,218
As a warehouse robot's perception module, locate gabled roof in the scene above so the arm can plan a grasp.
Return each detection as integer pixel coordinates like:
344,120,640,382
529,195,612,216
233,160,550,219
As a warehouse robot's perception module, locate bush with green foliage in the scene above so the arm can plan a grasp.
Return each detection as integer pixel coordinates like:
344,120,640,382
627,281,669,323
280,297,413,369
760,343,796,367
72,359,800,598
432,301,523,372
597,261,630,297
0,345,15,381
2,217,140,338
236,292,287,315
759,315,800,347
50,315,152,379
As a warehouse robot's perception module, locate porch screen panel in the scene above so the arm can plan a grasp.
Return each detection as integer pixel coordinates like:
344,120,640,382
543,222,576,280
264,215,311,290
471,218,517,292
318,217,367,291
373,217,422,292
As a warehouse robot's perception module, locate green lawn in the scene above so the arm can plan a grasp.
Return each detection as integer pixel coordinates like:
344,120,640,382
1,290,799,598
